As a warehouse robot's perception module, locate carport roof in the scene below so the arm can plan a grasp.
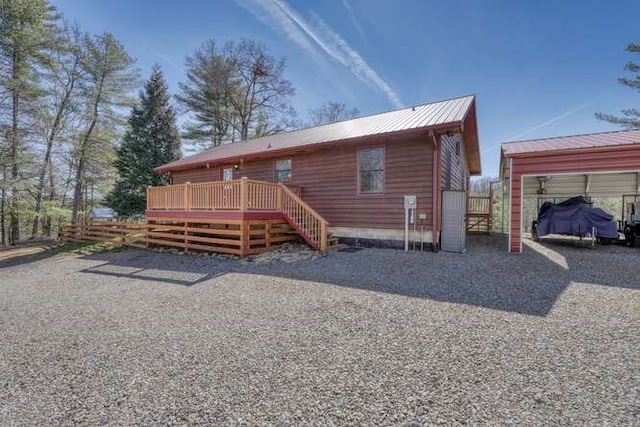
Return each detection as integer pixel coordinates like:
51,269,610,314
501,129,640,156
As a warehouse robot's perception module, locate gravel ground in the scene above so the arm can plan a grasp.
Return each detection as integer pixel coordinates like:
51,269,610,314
0,236,638,425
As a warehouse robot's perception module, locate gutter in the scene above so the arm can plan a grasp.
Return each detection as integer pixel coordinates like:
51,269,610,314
155,122,465,174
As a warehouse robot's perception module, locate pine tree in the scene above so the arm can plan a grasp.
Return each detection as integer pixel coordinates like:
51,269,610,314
107,65,181,216
596,42,640,128
0,0,58,244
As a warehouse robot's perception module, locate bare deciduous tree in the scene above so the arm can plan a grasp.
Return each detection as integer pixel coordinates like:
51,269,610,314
308,101,360,126
177,38,297,147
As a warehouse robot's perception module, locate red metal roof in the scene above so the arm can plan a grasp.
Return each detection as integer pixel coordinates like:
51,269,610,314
157,95,477,172
501,129,640,156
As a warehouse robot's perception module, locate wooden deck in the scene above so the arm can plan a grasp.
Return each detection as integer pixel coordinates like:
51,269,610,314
466,194,493,234
146,178,330,255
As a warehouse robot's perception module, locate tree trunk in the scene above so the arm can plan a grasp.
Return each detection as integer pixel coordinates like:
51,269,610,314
43,158,56,236
32,80,75,237
31,145,52,237
10,56,20,245
1,166,6,246
71,155,85,221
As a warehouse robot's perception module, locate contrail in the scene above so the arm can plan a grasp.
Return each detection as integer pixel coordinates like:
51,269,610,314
150,48,184,73
234,0,403,109
233,0,320,59
507,103,590,141
340,0,367,43
481,103,591,154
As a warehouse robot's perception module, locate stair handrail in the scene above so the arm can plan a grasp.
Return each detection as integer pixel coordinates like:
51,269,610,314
277,183,328,251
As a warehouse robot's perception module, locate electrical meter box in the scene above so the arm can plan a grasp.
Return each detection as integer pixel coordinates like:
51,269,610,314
404,195,417,209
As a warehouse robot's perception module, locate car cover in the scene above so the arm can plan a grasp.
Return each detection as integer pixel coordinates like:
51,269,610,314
535,196,619,239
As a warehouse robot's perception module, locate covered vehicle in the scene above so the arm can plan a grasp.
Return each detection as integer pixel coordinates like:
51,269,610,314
532,196,619,241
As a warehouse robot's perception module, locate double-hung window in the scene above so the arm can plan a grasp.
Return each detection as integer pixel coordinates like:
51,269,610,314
222,167,233,181
275,159,292,182
358,147,384,194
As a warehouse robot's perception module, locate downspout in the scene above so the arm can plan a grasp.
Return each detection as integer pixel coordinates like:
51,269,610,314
431,131,440,252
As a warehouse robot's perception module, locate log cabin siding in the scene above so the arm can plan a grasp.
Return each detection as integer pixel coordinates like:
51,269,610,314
171,137,434,230
171,167,220,184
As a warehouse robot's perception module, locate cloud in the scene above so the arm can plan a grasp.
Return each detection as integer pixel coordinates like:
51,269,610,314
234,0,403,109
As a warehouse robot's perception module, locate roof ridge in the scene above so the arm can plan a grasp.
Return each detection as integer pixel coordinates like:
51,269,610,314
503,128,640,145
157,94,479,173
212,94,477,145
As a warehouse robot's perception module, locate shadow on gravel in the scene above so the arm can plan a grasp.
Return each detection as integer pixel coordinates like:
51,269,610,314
75,235,640,316
0,241,61,269
78,251,227,286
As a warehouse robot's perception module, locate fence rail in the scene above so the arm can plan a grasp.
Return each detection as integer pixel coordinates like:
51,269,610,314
59,220,146,248
467,196,491,214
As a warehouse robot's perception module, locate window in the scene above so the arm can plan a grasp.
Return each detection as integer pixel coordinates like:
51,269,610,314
275,159,292,182
222,167,233,181
358,147,384,193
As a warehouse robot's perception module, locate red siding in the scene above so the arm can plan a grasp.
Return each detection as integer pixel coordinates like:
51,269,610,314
171,167,219,184
508,145,640,252
172,137,434,230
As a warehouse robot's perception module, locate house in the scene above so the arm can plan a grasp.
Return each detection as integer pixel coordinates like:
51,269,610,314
500,129,640,252
148,95,481,255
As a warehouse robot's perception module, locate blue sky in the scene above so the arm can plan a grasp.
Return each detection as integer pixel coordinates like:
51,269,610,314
52,0,639,176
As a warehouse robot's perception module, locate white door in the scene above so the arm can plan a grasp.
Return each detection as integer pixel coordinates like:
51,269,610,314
441,190,466,253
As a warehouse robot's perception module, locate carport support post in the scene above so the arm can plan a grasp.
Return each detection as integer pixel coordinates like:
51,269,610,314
509,170,523,253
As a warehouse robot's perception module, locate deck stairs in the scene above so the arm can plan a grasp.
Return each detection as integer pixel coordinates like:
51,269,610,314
277,183,331,251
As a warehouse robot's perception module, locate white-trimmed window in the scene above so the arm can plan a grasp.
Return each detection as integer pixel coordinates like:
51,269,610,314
275,159,292,182
358,147,384,194
222,167,233,181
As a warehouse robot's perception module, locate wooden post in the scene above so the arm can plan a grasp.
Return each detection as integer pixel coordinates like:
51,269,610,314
164,188,168,211
320,222,328,252
184,182,191,211
240,177,248,211
265,222,271,248
240,221,249,257
184,221,188,253
146,186,150,210
276,186,283,212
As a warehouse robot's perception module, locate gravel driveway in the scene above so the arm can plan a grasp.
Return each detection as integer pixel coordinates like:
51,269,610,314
1,236,638,425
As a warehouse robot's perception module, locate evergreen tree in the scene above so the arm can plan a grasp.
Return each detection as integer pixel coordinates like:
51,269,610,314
0,0,58,244
596,42,640,127
107,65,181,216
71,31,139,220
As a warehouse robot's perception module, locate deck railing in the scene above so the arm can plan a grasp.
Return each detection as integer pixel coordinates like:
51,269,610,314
466,194,493,234
278,183,328,251
467,196,491,214
147,178,328,250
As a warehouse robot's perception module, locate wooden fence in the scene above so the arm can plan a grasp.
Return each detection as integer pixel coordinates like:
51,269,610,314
59,220,146,248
